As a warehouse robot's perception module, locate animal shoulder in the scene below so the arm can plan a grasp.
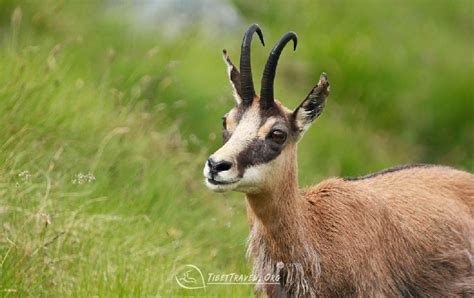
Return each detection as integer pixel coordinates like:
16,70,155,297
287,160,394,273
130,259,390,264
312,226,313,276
301,164,473,208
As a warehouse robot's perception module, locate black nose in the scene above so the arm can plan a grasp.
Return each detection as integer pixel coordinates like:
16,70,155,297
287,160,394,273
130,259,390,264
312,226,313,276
208,158,233,175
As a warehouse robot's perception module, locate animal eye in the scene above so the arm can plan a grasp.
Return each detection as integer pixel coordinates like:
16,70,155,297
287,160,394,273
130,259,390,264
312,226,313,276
270,130,287,144
222,117,227,129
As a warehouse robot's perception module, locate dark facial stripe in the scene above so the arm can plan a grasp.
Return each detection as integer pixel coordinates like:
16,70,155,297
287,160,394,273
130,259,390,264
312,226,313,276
236,137,284,176
235,104,246,123
222,130,231,144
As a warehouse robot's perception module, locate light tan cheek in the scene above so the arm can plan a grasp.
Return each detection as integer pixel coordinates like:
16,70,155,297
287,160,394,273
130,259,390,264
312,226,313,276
227,121,237,132
257,118,277,138
225,110,239,132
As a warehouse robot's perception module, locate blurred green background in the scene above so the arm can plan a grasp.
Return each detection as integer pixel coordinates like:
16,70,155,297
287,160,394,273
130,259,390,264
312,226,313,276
0,0,472,296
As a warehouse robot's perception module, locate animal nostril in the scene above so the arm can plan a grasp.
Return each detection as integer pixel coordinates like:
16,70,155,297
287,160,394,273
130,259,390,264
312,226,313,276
208,158,232,174
207,158,216,168
215,160,232,172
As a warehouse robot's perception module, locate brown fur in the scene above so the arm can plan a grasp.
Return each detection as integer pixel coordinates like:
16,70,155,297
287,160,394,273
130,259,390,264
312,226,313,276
246,161,474,297
210,31,473,297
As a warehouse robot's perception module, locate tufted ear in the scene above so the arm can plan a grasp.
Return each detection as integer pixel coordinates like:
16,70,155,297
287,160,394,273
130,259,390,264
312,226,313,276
222,49,242,104
292,73,330,140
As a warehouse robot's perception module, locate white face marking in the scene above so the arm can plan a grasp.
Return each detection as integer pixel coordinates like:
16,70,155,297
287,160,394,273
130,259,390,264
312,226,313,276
204,142,290,194
215,105,260,160
203,102,291,193
234,163,270,193
204,98,299,194
204,105,261,191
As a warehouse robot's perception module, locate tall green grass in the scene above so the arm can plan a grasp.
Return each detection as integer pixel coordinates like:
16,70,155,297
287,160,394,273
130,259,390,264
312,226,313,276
0,0,472,296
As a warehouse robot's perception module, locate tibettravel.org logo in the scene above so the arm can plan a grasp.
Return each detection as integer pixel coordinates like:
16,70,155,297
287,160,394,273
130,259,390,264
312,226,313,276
175,264,206,289
174,264,281,289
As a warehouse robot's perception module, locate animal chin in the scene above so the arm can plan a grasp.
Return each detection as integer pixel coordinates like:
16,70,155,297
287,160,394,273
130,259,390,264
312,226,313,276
205,178,240,192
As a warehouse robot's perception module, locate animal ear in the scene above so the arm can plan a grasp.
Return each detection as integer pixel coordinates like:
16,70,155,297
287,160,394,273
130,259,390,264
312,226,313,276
292,73,330,139
222,49,242,104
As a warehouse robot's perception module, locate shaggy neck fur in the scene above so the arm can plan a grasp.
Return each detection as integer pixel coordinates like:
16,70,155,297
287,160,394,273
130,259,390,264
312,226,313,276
245,146,321,296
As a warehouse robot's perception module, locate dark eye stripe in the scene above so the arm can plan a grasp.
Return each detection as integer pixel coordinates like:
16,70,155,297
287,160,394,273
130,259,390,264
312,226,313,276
222,130,231,144
236,138,283,176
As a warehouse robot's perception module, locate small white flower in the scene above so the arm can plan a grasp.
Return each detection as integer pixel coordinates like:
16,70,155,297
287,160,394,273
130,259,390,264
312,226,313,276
18,170,31,182
72,173,96,185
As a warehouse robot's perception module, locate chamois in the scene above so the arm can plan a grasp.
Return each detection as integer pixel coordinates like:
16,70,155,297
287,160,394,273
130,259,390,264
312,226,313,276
203,24,474,297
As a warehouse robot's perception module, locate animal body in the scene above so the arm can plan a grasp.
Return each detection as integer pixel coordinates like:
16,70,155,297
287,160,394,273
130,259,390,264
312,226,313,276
203,24,474,297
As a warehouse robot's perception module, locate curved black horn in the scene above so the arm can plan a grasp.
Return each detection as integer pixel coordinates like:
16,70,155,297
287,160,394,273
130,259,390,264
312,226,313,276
260,32,297,109
240,24,265,105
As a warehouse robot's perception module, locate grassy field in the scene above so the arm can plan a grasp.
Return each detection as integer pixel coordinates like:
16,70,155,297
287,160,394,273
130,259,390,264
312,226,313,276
0,0,472,296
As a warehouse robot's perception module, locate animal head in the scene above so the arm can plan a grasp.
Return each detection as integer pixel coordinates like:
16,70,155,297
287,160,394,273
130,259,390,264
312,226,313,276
204,24,330,194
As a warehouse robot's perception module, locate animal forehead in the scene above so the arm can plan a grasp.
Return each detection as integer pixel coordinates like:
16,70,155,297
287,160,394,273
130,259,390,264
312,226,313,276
228,101,288,127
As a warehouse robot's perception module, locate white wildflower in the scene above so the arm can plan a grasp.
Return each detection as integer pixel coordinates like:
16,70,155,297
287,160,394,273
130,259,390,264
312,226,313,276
72,173,96,185
18,170,31,182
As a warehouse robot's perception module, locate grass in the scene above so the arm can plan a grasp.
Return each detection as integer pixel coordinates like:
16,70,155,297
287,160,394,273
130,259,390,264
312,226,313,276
0,0,472,296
